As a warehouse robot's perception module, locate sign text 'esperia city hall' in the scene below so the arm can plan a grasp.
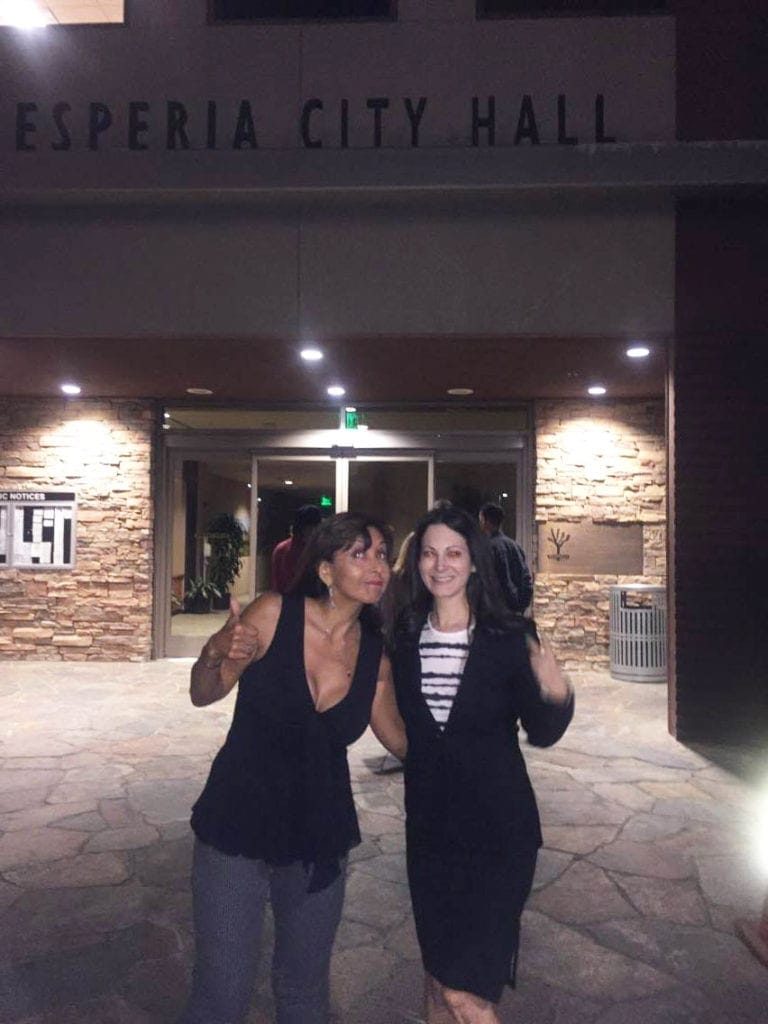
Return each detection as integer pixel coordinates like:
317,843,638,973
13,94,618,151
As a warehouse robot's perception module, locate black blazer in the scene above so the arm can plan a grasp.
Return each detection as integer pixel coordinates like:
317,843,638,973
393,623,574,858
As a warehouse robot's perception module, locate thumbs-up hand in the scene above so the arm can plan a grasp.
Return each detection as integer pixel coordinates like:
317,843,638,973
203,596,261,667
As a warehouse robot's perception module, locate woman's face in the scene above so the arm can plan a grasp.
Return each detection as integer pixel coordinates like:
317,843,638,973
322,526,391,605
419,523,473,602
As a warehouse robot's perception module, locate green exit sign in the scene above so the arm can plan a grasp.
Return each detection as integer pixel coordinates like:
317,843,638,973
320,495,333,508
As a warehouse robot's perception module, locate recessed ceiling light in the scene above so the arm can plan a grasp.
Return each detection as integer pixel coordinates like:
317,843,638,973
300,347,323,362
60,383,81,396
345,406,357,413
447,387,474,397
588,385,607,396
163,411,170,419
626,345,650,359
186,387,213,396
162,423,170,430
284,479,294,486
4,2,50,28
327,385,345,397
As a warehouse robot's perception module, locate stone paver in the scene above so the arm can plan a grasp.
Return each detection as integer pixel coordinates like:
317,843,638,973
0,661,766,1023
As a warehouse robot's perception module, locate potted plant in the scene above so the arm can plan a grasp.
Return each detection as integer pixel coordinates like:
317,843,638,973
183,577,221,614
206,513,246,610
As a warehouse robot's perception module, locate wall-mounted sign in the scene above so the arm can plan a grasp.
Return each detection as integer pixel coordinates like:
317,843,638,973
0,492,76,569
12,93,618,153
537,520,642,576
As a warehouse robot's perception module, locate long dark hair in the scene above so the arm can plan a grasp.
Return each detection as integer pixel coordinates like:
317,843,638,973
288,511,394,631
399,504,524,639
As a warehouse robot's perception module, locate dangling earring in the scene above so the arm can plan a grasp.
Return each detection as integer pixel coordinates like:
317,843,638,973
327,584,336,610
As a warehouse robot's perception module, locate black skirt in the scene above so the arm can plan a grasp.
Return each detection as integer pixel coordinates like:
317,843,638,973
406,844,538,1003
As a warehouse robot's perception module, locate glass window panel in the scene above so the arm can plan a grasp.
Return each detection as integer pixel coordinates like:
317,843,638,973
478,0,666,15
255,458,336,592
164,408,339,430
434,459,519,538
348,459,429,556
350,406,528,432
212,0,392,20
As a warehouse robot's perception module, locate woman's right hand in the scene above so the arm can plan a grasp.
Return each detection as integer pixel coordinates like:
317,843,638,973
191,597,261,706
202,597,261,666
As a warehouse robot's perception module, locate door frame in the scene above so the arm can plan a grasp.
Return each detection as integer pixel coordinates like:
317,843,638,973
154,427,531,657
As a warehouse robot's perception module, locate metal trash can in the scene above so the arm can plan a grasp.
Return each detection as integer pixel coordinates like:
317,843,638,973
609,584,667,682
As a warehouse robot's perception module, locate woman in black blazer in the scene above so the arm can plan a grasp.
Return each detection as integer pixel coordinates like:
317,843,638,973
392,504,573,1024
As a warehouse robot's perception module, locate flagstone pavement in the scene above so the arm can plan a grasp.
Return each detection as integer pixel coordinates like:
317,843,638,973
1,660,767,1024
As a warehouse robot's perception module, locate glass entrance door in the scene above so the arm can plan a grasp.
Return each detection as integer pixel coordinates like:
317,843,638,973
253,457,337,594
347,456,432,559
165,452,255,657
433,454,524,542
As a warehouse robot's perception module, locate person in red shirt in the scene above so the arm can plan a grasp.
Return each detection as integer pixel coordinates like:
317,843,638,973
270,504,322,593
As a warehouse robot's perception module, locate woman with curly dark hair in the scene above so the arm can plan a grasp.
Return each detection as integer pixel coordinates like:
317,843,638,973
392,504,573,1024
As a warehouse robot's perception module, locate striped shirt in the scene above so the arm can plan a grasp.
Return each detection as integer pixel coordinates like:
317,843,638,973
419,619,470,729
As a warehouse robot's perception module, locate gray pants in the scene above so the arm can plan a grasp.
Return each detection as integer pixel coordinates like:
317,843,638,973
178,840,346,1024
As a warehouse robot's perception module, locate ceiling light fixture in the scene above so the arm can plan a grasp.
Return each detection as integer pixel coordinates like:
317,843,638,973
345,406,357,413
284,479,294,486
300,347,323,362
327,385,345,397
588,385,607,396
60,383,81,396
2,1,50,28
186,387,213,396
626,345,650,359
447,387,474,397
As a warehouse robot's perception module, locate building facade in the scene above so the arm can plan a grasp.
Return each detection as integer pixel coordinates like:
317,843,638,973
0,0,765,744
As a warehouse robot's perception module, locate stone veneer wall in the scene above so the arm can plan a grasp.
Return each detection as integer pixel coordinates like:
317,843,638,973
0,399,156,660
534,399,666,671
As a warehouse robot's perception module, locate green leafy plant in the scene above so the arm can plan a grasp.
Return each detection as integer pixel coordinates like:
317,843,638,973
206,513,247,601
183,576,221,613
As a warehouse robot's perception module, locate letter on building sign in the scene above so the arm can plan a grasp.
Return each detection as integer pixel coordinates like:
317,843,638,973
404,97,428,148
301,99,323,149
557,94,577,146
15,102,37,151
340,98,349,148
367,98,390,148
514,95,540,145
472,97,496,147
128,101,150,151
206,100,218,150
232,100,258,149
88,102,113,150
167,101,190,150
595,94,616,143
52,102,72,151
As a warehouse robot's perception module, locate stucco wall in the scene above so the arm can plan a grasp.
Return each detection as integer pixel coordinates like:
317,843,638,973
533,398,666,670
0,398,155,660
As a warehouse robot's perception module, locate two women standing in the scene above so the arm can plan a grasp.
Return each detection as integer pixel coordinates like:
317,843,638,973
179,505,572,1024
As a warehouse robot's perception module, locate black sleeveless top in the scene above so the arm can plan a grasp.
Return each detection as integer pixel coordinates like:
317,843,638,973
191,593,382,891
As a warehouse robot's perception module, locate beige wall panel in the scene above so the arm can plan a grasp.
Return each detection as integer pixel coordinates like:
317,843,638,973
300,200,674,336
0,213,299,336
